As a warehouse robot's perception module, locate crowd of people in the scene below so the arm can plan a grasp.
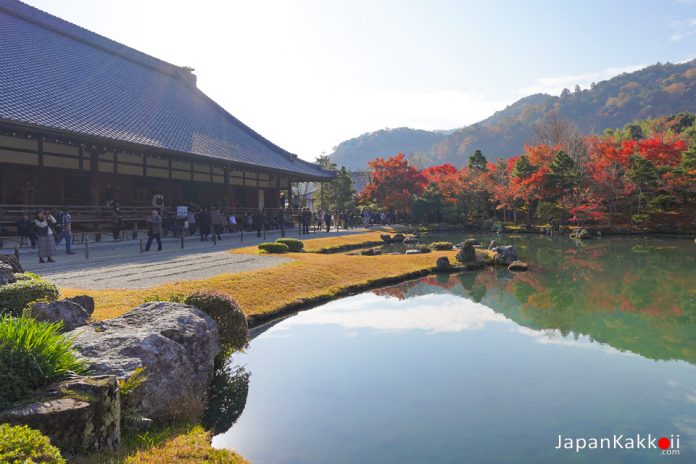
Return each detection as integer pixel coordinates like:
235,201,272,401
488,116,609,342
13,203,396,261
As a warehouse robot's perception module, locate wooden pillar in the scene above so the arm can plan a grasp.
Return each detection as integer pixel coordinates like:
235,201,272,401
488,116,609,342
223,165,230,206
88,149,99,206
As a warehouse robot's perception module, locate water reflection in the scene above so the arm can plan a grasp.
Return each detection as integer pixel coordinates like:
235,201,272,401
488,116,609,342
213,236,696,463
203,365,250,434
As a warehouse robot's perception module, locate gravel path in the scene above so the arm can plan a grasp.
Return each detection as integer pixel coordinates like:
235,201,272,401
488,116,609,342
17,228,368,289
31,250,290,289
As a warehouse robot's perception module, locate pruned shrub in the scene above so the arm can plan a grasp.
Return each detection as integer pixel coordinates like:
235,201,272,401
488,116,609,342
275,238,304,252
0,279,59,316
184,291,249,352
0,315,87,409
416,245,432,253
13,272,40,282
429,241,453,251
257,242,289,254
0,424,65,464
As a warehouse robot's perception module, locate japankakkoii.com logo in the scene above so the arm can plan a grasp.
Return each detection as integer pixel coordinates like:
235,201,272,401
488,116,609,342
555,433,681,456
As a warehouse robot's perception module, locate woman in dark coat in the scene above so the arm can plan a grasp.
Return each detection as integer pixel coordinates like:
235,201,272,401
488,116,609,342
34,210,56,263
197,208,211,241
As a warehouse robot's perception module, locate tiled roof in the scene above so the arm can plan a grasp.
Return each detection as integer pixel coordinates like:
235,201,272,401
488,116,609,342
0,0,334,179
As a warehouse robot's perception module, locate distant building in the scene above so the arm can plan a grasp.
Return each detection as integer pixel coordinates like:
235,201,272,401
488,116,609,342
0,0,333,214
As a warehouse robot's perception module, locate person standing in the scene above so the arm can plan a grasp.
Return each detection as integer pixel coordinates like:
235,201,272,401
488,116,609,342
324,210,332,233
111,206,123,240
16,214,37,248
280,208,287,237
54,206,75,254
228,211,237,233
187,209,197,236
145,209,162,251
34,210,56,263
197,208,211,241
211,207,223,240
254,209,264,238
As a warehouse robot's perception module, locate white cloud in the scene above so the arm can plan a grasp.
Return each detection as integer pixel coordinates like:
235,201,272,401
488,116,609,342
519,64,646,96
669,17,696,42
268,293,511,334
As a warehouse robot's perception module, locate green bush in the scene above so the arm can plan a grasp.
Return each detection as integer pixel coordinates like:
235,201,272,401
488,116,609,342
184,291,249,352
257,242,289,254
417,245,432,253
275,238,304,252
0,315,87,409
0,279,59,316
13,272,41,282
429,241,453,251
0,424,65,464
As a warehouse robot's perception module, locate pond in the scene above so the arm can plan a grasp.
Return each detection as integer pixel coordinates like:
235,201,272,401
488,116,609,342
212,235,696,463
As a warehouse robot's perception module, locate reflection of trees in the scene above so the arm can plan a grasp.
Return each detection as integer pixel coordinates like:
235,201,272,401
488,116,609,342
374,236,696,365
203,365,250,434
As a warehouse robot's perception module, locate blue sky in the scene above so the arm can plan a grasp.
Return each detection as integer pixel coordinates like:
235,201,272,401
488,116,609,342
24,0,696,160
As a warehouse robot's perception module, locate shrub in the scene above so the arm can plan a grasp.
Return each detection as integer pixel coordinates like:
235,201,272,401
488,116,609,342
184,291,249,352
13,272,40,282
0,315,87,409
0,424,65,464
275,238,304,252
429,241,453,251
416,245,432,253
257,242,289,254
0,279,59,316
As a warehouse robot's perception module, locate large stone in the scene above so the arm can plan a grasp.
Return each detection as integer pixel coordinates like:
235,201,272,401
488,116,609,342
30,299,91,331
455,239,478,263
508,260,529,272
0,254,23,273
435,256,450,271
0,375,120,453
67,302,220,422
0,262,16,285
492,245,519,265
66,295,95,315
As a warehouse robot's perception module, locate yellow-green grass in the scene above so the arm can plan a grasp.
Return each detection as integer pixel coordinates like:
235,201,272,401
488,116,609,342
61,235,455,323
73,424,247,464
301,231,386,253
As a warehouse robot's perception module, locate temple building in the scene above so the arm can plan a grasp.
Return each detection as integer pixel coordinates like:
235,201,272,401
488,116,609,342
0,0,333,219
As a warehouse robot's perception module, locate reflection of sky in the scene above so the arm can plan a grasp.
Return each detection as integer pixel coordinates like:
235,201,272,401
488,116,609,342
273,292,510,334
268,291,638,359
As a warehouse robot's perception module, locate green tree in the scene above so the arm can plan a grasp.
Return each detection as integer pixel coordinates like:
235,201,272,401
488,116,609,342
313,155,355,211
626,154,658,217
467,149,488,171
511,155,535,179
548,150,578,194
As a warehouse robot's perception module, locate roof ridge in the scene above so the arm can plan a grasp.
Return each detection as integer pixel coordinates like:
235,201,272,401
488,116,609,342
0,0,192,83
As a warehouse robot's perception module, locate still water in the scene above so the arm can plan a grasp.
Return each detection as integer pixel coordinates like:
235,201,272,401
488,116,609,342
213,235,696,463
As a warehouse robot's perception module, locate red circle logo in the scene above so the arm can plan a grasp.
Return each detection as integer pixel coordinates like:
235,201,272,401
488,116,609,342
658,437,670,450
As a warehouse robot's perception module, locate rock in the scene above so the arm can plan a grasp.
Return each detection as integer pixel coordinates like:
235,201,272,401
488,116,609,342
380,234,392,242
30,299,91,331
455,239,478,263
0,375,120,453
570,228,590,240
488,240,497,250
123,415,154,432
391,233,405,242
405,249,420,254
360,248,381,256
436,256,450,271
67,302,220,422
508,261,529,272
0,262,16,285
66,295,95,315
0,254,23,273
492,245,518,265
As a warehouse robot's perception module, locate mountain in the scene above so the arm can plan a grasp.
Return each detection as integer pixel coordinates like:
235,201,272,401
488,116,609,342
328,127,451,171
329,59,696,169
